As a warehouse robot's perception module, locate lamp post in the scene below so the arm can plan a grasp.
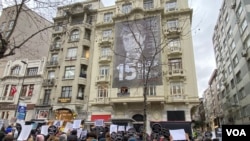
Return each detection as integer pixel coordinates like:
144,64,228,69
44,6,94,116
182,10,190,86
14,61,27,119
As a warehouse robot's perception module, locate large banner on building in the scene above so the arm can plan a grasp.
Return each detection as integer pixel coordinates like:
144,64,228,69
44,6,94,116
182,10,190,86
113,16,162,88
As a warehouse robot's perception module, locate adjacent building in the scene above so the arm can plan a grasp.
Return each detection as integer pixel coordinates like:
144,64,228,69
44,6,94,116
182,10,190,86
212,0,250,125
0,4,52,121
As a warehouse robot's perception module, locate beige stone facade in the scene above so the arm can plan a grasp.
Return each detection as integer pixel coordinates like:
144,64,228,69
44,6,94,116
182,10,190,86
38,0,199,133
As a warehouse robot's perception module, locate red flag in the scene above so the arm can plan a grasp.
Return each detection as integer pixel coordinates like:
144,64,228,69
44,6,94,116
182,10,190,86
10,86,17,96
28,89,33,96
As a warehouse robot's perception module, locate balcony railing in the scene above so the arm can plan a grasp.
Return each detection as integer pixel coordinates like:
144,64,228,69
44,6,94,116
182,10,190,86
168,69,184,76
96,75,110,83
168,94,186,102
99,55,112,62
117,92,130,97
42,79,55,87
50,44,61,51
0,96,15,102
168,46,182,54
38,99,51,106
46,61,58,67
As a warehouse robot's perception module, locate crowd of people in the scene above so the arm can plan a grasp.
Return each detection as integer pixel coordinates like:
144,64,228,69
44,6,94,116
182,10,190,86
0,124,221,141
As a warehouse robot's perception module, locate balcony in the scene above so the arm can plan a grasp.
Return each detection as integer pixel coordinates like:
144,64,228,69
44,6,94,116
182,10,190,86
50,44,61,52
65,56,77,61
19,96,32,101
99,55,112,63
96,75,110,83
42,79,55,87
91,97,110,105
0,96,15,103
96,20,114,28
37,99,51,106
46,61,59,68
80,58,89,65
53,26,65,34
168,46,182,55
78,77,87,85
63,75,75,80
167,69,185,79
99,37,113,46
164,27,182,36
117,92,130,97
167,94,186,103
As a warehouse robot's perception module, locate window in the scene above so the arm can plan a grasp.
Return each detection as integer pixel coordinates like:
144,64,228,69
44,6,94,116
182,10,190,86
9,85,17,96
84,28,91,40
54,22,63,31
122,3,132,14
70,29,80,41
66,48,77,59
51,54,58,62
28,84,34,96
27,67,38,76
64,66,75,79
168,58,182,72
231,41,236,50
61,86,72,97
166,0,177,11
143,0,153,9
236,2,243,17
167,19,179,29
170,82,184,95
231,79,235,89
240,19,247,34
43,89,51,104
236,71,241,83
228,64,232,73
80,65,87,78
10,65,21,75
120,87,129,94
232,55,239,67
8,20,14,30
146,85,156,96
225,13,229,23
82,46,89,59
238,88,246,100
48,71,55,79
227,27,232,38
98,86,108,97
77,85,85,100
3,85,9,96
168,38,180,47
104,12,113,22
99,66,109,76
102,29,112,40
53,38,61,49
101,48,110,57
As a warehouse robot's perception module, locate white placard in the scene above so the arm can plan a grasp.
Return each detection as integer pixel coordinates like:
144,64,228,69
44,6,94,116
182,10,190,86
17,125,32,141
110,124,117,134
80,130,87,139
73,120,81,129
53,120,63,127
64,122,73,133
94,119,104,127
118,126,125,131
41,125,49,136
77,128,82,138
169,129,186,140
126,125,133,131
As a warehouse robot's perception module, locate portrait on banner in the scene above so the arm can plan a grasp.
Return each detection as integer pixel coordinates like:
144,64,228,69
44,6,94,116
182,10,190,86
113,16,162,88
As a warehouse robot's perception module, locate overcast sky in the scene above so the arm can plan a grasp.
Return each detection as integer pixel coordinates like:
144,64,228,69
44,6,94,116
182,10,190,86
101,0,223,97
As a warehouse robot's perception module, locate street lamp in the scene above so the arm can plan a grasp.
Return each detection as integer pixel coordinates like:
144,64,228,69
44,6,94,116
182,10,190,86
14,61,27,119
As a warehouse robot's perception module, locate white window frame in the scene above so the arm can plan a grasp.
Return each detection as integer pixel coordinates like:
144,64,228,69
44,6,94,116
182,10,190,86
170,82,184,95
103,12,113,23
147,85,156,96
143,0,153,10
98,86,108,98
64,66,75,79
167,19,179,29
99,66,109,76
102,29,112,40
61,86,72,97
166,1,177,11
122,3,132,14
67,47,77,59
70,29,80,41
101,47,110,57
48,71,55,79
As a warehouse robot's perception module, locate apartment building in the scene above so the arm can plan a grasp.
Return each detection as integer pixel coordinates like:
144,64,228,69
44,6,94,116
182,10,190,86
89,0,199,133
40,0,199,133
212,0,250,124
38,1,102,121
0,58,47,120
0,4,52,121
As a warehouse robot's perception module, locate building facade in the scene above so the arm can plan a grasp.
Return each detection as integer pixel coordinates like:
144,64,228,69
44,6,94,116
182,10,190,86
89,0,199,133
0,58,47,120
0,4,52,76
39,0,199,133
212,0,250,124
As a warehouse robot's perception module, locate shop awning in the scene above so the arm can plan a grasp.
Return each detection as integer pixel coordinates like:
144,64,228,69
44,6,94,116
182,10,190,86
91,115,111,122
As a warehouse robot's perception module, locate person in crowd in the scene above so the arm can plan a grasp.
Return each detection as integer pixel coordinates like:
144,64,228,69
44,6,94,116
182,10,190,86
59,131,67,141
36,129,45,141
67,129,78,141
2,134,14,141
0,126,6,141
86,132,97,141
5,126,12,134
212,138,219,141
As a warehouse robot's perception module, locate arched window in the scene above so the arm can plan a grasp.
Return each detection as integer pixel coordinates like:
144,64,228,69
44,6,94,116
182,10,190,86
10,65,21,75
70,29,80,41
